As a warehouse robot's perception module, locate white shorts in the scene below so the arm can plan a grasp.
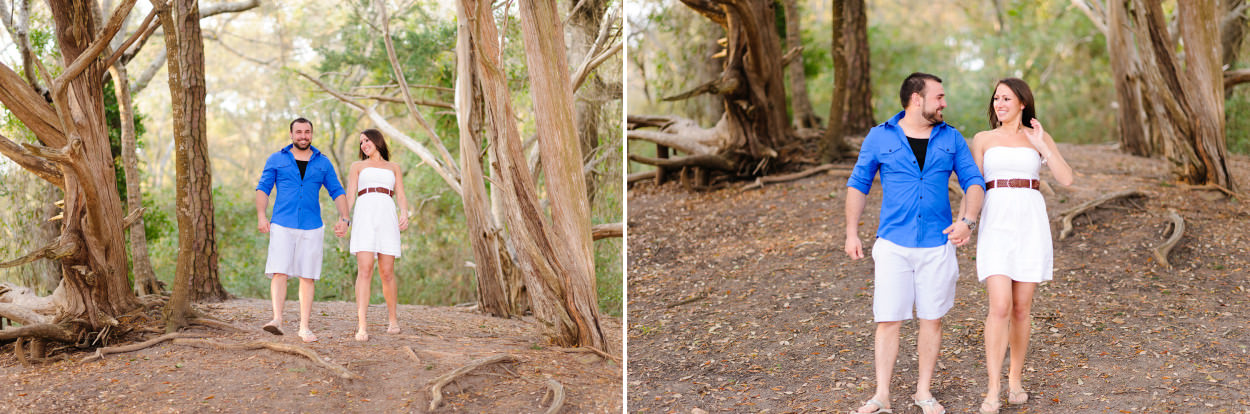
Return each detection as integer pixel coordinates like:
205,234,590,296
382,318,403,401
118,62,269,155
870,238,959,322
265,223,325,280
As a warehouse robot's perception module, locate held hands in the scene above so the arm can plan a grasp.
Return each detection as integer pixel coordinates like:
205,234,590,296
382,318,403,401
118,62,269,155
943,220,972,246
257,216,270,234
398,213,409,231
334,219,348,238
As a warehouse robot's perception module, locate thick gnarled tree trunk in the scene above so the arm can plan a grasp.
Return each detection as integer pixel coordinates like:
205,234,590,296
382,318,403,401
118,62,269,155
0,0,141,339
629,0,794,182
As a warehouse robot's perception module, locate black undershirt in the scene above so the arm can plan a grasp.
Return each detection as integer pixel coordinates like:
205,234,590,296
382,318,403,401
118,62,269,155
296,160,309,179
907,137,929,171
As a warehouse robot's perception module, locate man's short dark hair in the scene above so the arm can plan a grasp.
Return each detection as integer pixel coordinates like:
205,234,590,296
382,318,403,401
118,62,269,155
289,117,313,132
899,72,942,109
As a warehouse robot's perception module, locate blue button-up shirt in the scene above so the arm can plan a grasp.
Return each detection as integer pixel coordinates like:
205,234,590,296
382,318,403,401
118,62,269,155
847,111,985,248
256,144,346,230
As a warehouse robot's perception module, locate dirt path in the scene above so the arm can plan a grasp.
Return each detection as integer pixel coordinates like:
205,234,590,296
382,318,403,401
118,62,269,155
1,298,622,413
627,142,1250,413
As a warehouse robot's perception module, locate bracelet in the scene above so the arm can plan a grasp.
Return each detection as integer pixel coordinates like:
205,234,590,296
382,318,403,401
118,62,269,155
340,217,351,225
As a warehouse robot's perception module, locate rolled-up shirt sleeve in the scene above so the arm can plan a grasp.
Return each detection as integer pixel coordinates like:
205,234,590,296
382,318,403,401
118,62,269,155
321,159,346,199
847,131,881,195
951,133,986,191
256,155,278,194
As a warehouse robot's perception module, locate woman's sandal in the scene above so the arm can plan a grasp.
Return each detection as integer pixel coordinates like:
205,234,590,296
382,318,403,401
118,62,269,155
850,398,892,414
354,331,369,342
912,397,945,414
979,400,1001,414
298,329,318,343
386,323,401,335
1008,390,1029,405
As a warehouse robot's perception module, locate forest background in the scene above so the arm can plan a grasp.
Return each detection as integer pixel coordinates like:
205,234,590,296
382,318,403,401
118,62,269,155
0,0,624,317
627,0,1250,162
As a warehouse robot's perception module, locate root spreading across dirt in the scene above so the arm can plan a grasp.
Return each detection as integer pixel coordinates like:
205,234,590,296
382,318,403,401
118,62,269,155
627,142,1250,412
1,298,622,413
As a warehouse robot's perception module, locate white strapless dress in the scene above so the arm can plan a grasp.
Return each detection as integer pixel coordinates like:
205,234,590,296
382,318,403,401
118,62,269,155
350,167,401,257
976,146,1051,282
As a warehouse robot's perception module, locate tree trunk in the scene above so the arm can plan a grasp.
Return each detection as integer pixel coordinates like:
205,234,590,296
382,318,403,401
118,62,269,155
1105,0,1153,156
820,0,871,162
781,0,820,129
518,0,607,349
1095,0,1235,190
159,0,227,333
107,62,161,296
0,0,143,330
455,2,512,318
461,0,597,347
569,0,607,202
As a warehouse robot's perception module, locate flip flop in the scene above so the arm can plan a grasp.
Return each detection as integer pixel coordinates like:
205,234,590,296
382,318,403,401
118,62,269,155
355,331,369,342
850,398,892,414
386,323,401,335
298,329,318,343
913,397,945,414
262,322,283,336
1008,390,1029,405
979,401,1000,414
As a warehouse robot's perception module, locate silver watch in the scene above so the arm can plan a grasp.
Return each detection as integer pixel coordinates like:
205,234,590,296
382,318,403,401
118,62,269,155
959,217,976,231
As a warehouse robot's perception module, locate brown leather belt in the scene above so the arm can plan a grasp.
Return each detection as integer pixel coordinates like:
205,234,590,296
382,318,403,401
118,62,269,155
358,187,393,197
986,178,1040,190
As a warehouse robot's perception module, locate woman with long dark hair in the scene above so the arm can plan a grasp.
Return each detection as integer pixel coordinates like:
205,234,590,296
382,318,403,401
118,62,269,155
345,128,409,341
969,78,1073,413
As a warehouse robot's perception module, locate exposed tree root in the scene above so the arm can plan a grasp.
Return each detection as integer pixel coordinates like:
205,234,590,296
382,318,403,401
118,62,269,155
81,332,205,363
188,317,246,333
428,354,518,411
1152,209,1185,268
1182,183,1242,199
628,170,657,185
0,322,76,343
403,345,421,364
1054,190,1147,239
172,338,359,380
741,164,848,191
553,345,621,365
629,153,734,172
542,379,566,414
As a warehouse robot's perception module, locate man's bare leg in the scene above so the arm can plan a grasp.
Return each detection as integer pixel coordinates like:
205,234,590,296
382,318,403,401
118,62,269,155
264,274,287,335
914,318,945,414
855,321,901,413
297,277,317,342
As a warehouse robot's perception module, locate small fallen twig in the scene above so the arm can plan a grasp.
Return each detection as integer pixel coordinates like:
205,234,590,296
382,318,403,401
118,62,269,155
81,332,206,363
665,294,706,309
172,338,359,380
542,379,566,414
428,354,518,411
741,164,848,191
1054,190,1147,239
1151,209,1185,268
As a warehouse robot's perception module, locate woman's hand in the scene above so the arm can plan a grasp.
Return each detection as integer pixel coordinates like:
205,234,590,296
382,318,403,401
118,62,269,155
1025,118,1047,150
398,212,409,231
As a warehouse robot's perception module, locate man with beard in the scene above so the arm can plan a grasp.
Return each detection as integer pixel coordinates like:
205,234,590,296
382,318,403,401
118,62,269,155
843,73,985,414
255,117,350,343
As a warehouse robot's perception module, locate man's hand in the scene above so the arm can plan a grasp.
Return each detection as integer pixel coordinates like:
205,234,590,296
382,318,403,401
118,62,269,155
943,221,972,246
398,213,409,231
845,235,864,259
257,216,270,233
